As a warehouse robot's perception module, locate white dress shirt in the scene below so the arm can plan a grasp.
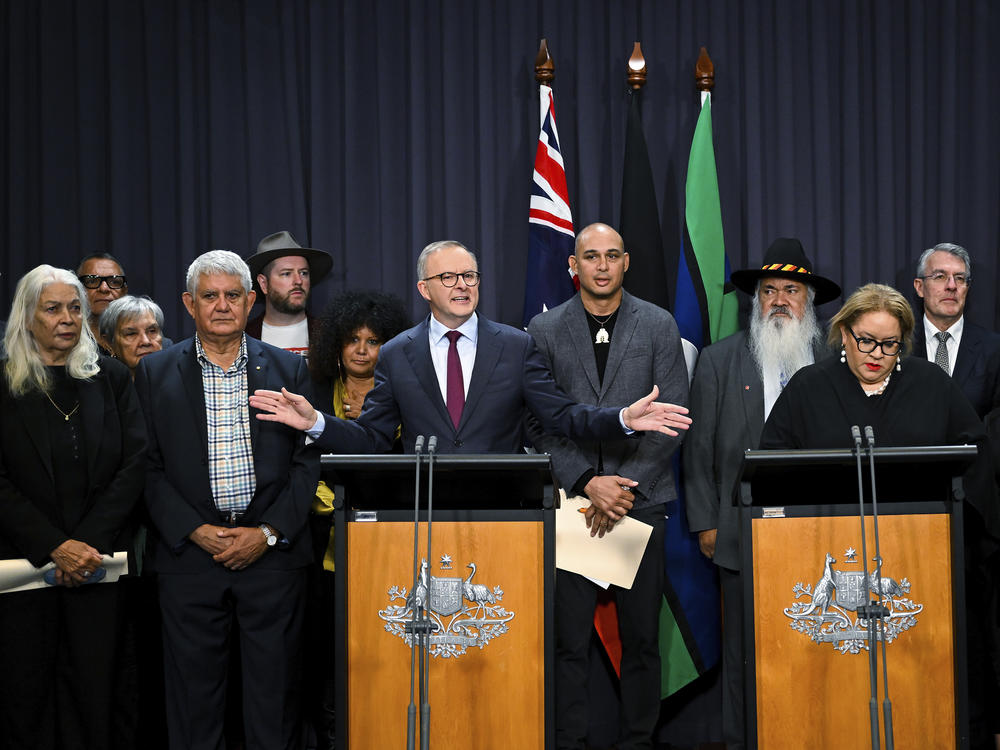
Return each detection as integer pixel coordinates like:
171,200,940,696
427,312,478,402
923,315,963,377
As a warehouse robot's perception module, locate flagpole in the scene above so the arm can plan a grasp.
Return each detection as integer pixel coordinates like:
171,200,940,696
535,38,554,85
695,46,714,107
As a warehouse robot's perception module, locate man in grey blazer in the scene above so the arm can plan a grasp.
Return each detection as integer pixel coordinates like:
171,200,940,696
684,238,839,750
527,222,688,750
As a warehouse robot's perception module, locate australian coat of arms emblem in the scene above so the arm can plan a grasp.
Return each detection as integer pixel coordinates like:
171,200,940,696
378,555,515,658
783,550,923,654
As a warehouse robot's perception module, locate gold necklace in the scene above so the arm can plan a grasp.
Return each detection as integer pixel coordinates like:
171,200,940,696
45,391,80,421
586,308,618,344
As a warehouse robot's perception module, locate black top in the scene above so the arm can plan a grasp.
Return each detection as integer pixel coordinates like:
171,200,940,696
760,354,999,541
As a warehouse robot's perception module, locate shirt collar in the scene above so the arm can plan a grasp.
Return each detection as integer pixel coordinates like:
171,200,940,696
923,314,963,343
195,333,249,372
428,312,478,345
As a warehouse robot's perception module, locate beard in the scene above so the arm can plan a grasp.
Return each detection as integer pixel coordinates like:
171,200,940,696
749,296,822,384
268,287,308,315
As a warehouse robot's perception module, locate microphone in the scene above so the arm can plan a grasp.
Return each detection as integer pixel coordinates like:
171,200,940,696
851,425,862,453
864,425,875,449
427,435,438,454
414,435,425,454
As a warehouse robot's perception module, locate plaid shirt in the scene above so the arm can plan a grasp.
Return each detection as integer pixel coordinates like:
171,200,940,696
196,334,257,514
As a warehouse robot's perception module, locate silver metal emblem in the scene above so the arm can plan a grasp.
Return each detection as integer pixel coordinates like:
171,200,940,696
378,556,515,658
783,552,922,654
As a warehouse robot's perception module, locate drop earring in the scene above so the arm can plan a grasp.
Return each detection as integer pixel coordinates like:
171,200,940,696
896,359,902,372
840,347,846,364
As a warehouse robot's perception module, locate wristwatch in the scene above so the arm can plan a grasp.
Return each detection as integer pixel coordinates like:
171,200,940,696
259,524,278,547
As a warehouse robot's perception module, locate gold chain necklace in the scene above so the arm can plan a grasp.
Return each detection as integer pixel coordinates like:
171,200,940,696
44,391,80,421
586,309,618,344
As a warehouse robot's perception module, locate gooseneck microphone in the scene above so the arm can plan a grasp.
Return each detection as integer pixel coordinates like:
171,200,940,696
864,426,894,750
420,436,438,750
406,436,426,750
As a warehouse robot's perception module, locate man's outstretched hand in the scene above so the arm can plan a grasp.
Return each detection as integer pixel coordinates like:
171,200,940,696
622,385,691,436
250,388,319,431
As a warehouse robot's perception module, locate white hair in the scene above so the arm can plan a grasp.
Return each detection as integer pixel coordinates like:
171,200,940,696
4,265,100,396
185,250,252,296
416,241,476,280
749,284,821,385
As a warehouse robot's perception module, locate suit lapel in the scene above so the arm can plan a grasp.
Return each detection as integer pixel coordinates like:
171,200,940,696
17,396,54,484
403,319,453,430
601,294,638,398
911,326,928,361
178,342,209,454
245,338,268,446
461,317,502,431
953,323,980,385
739,339,765,433
563,296,601,398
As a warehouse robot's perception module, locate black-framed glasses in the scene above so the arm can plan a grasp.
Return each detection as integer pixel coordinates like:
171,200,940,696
422,271,481,287
79,274,127,289
848,328,902,356
918,271,969,287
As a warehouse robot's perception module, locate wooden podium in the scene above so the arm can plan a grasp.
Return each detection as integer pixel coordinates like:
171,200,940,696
738,445,976,750
324,454,556,750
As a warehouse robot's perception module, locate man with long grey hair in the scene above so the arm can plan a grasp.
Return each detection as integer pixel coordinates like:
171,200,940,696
684,238,840,749
135,250,319,749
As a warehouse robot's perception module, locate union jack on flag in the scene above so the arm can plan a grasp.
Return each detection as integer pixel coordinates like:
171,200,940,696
523,84,577,328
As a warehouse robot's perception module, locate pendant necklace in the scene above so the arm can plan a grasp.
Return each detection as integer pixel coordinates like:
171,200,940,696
587,309,617,345
45,391,81,421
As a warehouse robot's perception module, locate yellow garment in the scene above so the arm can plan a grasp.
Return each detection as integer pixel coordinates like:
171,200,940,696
309,378,346,572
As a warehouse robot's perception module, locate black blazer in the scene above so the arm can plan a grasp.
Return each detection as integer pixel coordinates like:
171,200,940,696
912,319,1000,421
0,357,147,567
134,336,320,573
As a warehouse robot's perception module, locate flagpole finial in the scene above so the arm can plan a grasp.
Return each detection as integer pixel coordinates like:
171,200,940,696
627,42,647,90
535,39,555,85
695,47,715,93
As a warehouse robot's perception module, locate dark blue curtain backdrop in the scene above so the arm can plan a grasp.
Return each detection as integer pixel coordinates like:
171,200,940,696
2,0,999,339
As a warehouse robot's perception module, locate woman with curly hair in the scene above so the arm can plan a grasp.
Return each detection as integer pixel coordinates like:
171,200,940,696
310,289,411,419
304,289,409,750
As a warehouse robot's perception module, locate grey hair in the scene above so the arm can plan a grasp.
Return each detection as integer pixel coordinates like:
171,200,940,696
99,295,165,344
416,241,477,280
4,265,100,396
916,243,971,280
185,250,253,295
76,252,125,276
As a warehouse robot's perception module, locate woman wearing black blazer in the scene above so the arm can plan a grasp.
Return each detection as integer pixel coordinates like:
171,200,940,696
0,265,146,750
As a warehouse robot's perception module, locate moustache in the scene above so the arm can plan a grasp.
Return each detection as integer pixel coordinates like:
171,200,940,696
768,305,791,318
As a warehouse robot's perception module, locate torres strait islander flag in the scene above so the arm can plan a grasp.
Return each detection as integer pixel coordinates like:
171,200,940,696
523,84,577,328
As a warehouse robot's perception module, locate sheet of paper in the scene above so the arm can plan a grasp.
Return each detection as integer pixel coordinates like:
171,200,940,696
555,493,653,589
0,554,129,595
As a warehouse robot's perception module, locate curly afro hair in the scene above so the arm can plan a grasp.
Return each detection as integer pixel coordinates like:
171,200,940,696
310,289,411,381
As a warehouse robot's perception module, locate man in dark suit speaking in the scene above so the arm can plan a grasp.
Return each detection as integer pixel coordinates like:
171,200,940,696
249,240,691,452
135,250,319,750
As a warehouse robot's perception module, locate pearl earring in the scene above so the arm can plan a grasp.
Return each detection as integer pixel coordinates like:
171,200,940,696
896,359,902,372
840,347,846,364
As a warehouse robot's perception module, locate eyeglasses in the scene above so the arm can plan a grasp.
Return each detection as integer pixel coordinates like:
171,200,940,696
422,271,481,287
919,272,969,287
79,274,127,289
848,328,902,356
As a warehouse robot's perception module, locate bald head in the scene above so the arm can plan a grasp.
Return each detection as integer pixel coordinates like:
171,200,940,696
574,223,624,256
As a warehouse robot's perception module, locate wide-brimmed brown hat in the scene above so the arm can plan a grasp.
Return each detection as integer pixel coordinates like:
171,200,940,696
730,237,841,305
245,231,333,294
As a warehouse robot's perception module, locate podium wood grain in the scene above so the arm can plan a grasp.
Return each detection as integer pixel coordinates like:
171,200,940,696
347,520,544,749
751,513,955,750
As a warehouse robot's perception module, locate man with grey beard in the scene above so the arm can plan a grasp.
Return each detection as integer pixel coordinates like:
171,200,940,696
684,238,840,749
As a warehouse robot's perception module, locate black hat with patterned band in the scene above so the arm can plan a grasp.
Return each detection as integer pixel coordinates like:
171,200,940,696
729,237,841,305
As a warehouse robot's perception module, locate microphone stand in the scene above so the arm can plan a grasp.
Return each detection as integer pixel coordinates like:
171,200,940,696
421,436,438,750
864,426,895,750
852,425,881,750
405,436,425,750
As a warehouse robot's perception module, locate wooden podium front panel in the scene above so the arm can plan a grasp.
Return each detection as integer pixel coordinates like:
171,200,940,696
751,513,955,750
346,520,544,750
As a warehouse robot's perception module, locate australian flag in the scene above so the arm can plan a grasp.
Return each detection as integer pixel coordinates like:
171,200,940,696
523,84,577,328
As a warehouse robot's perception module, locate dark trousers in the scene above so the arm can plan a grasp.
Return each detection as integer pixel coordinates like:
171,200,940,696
555,506,665,750
158,566,307,750
0,584,119,750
